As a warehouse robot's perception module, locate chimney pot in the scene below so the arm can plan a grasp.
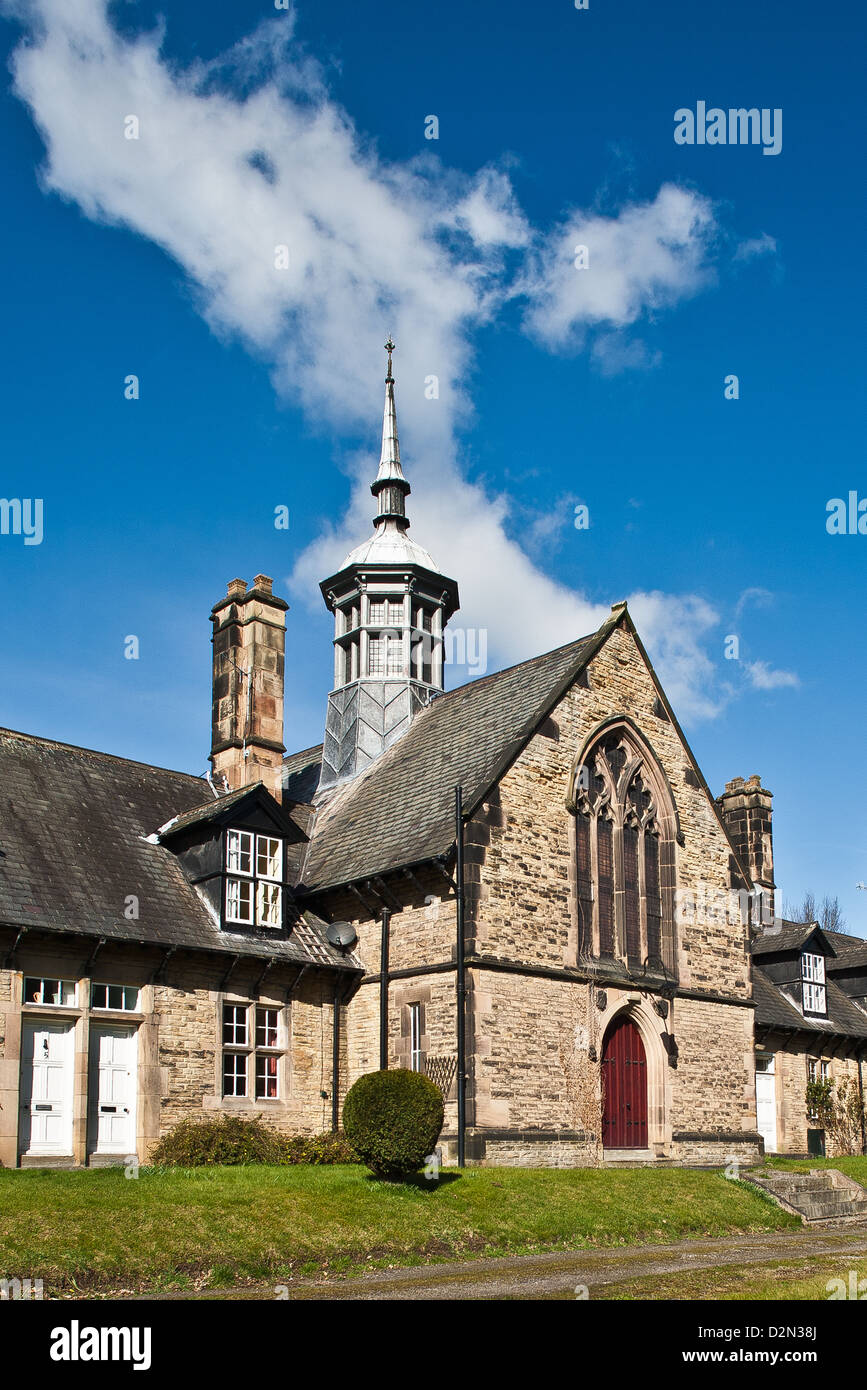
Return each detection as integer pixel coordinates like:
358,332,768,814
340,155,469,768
226,578,246,597
253,574,274,594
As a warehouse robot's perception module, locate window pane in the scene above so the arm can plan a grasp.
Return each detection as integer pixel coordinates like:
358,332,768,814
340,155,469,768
222,1004,248,1047
369,601,385,625
226,876,254,923
91,983,138,1011
386,639,403,675
256,881,282,928
802,981,826,1014
24,977,75,1005
597,818,615,956
226,829,253,875
409,1004,422,1072
255,1054,279,1100
803,953,825,984
575,813,593,957
256,837,282,881
256,1007,278,1049
223,1053,247,1098
644,832,662,965
623,823,641,965
368,636,385,675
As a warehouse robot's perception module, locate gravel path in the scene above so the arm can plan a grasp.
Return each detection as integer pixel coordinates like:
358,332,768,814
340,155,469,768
136,1225,867,1301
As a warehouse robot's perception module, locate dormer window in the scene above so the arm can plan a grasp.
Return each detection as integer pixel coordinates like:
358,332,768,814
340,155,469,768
225,829,283,929
801,952,827,1015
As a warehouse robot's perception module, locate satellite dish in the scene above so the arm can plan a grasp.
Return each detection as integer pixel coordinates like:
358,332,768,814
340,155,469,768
326,921,358,951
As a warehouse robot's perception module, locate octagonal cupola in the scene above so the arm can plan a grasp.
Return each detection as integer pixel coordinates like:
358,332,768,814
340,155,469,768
317,338,459,792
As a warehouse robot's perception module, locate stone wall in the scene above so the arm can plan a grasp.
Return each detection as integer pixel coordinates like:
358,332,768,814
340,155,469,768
469,621,751,1000
773,1042,863,1157
0,938,345,1166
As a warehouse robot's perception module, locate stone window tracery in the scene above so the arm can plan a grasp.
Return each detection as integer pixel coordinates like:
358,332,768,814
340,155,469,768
570,728,676,975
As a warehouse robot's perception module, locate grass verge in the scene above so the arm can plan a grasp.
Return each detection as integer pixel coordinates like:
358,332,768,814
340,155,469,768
601,1256,867,1301
0,1163,798,1297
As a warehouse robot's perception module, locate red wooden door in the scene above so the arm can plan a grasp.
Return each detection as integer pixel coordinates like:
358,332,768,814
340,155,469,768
601,1016,648,1149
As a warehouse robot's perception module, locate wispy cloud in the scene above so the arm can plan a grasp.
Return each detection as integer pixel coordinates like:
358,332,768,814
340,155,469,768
745,661,800,691
735,586,775,618
734,232,778,262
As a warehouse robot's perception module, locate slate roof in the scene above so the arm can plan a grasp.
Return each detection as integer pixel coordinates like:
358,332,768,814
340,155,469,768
154,782,273,839
824,927,867,966
0,729,357,971
296,631,597,893
283,745,324,807
751,921,836,957
752,965,867,1040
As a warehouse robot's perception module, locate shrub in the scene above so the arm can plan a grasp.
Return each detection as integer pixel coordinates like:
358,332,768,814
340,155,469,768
805,1077,866,1156
282,1132,361,1165
342,1069,444,1179
148,1116,360,1168
148,1115,291,1167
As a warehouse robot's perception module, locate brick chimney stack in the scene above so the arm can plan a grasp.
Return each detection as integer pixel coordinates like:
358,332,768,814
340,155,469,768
209,575,288,801
716,774,775,920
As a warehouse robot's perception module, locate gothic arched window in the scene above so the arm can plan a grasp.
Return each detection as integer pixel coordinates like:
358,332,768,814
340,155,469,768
569,725,677,977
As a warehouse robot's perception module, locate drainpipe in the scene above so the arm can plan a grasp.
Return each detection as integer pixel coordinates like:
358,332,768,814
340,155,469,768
455,785,466,1168
331,978,341,1133
379,907,391,1070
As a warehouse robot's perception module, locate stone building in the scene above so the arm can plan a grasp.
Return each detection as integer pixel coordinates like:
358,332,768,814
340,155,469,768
1,344,864,1168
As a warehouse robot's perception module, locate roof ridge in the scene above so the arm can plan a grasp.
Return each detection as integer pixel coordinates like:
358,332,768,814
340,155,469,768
437,632,594,699
0,726,204,784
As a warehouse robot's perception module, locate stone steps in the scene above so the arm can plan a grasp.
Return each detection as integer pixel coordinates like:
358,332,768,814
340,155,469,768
745,1168,867,1224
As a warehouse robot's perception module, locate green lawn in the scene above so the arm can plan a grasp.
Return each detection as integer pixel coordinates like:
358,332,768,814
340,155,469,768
0,1164,797,1296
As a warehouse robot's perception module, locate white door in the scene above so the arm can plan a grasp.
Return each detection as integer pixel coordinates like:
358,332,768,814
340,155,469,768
89,1027,137,1154
20,1021,75,1156
755,1053,777,1153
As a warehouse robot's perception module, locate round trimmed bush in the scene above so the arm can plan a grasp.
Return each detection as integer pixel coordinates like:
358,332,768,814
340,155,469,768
342,1069,444,1179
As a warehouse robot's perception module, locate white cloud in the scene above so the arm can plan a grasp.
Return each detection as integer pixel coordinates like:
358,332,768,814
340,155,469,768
4,0,752,725
734,232,777,262
735,586,775,617
745,661,800,692
521,183,719,350
591,333,662,376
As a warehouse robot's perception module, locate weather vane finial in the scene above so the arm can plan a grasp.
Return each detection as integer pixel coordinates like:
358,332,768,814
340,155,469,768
384,335,395,381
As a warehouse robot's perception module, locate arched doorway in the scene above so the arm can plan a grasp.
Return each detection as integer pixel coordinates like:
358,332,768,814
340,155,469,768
601,1015,648,1149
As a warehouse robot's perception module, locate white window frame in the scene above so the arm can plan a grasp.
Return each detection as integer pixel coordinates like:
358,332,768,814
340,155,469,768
23,977,76,1007
802,953,825,984
221,1002,285,1101
255,1006,281,1100
225,829,284,928
802,980,827,1015
409,1002,422,1073
90,983,140,1012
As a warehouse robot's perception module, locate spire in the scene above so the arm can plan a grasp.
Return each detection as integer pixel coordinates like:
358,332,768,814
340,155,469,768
371,336,411,529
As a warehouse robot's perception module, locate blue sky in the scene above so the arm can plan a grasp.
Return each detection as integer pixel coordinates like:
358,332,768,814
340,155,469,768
1,0,865,930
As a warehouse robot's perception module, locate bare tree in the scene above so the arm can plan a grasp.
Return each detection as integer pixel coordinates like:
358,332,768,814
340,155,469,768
783,891,846,934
